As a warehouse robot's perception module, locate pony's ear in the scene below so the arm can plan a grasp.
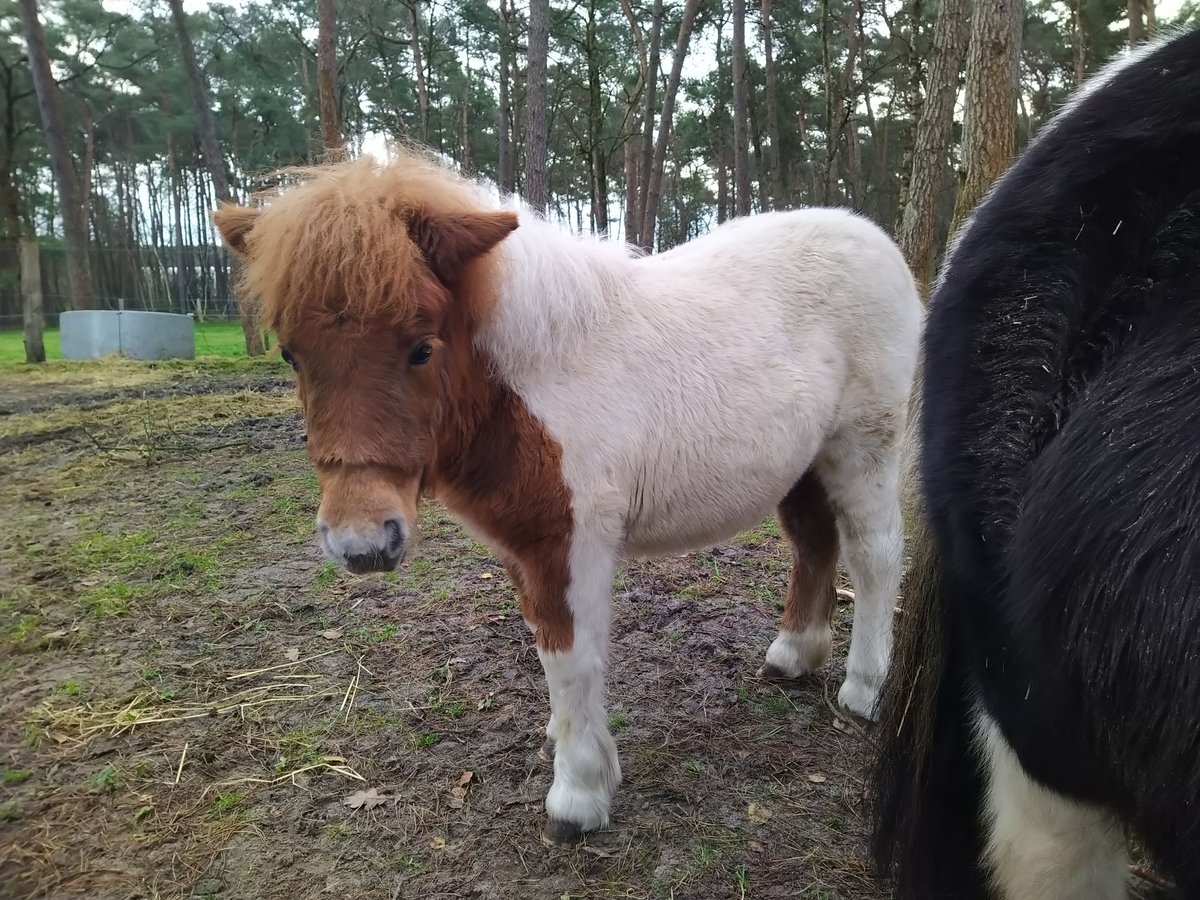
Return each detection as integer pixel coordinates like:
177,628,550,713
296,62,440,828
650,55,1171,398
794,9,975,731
212,203,260,257
407,209,519,285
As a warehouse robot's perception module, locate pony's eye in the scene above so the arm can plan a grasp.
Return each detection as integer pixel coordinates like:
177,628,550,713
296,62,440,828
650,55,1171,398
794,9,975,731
280,348,298,370
409,341,433,366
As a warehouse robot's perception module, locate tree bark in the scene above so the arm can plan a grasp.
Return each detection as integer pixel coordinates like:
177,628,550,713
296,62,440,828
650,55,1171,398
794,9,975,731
1128,0,1144,43
760,0,784,209
640,0,700,251
497,0,514,193
317,0,342,154
635,0,664,246
408,1,429,143
524,0,550,214
948,0,1024,241
732,0,751,217
586,0,607,233
16,0,94,310
895,0,970,292
168,0,263,355
20,237,44,363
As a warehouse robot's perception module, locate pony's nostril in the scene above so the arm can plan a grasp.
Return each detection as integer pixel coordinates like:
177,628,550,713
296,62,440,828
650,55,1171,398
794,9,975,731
383,518,404,554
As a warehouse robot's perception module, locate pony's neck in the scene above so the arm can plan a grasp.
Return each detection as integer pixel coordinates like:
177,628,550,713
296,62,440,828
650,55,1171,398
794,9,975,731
477,211,635,379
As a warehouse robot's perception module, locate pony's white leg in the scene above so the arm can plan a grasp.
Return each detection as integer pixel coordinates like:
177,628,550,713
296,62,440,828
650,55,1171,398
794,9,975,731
537,530,621,843
817,432,904,719
977,713,1129,900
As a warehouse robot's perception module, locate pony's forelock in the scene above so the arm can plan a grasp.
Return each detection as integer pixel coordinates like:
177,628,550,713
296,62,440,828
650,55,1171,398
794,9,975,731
233,149,495,336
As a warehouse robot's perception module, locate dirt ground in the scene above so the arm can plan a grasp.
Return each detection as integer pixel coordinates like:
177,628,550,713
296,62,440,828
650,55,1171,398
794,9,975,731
1,357,890,900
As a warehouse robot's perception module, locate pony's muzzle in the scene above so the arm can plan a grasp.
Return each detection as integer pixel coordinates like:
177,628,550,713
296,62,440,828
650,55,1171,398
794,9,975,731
318,515,408,574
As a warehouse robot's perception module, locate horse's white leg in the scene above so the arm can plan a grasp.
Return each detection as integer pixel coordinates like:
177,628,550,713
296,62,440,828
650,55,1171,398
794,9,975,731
977,713,1129,900
528,528,621,844
760,472,840,679
816,429,904,719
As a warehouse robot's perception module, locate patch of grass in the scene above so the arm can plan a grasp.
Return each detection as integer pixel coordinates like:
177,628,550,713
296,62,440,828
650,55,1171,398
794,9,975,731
353,622,399,643
682,758,703,776
2,768,31,786
80,580,141,616
349,708,406,733
3,614,40,644
90,763,119,793
820,812,848,833
759,693,793,715
210,792,243,817
54,680,84,698
0,799,19,822
312,562,342,593
433,699,469,719
608,710,631,732
67,530,158,575
693,841,721,871
409,731,442,750
734,865,750,895
676,585,704,600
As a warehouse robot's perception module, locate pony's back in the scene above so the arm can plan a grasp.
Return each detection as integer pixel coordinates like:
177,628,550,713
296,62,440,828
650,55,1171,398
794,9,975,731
873,27,1200,899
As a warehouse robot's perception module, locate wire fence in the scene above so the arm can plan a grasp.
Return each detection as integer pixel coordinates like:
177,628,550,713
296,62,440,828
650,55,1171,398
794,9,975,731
0,244,239,329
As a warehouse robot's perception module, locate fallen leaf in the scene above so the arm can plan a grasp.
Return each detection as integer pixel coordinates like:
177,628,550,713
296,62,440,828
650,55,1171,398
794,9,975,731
343,787,391,810
430,836,447,850
747,802,773,825
322,629,343,640
480,572,494,580
448,770,475,809
807,773,828,784
832,718,850,733
457,771,474,787
285,647,300,662
747,840,766,854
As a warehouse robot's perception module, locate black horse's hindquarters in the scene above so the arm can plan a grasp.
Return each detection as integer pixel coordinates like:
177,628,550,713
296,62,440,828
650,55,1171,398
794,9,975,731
874,26,1200,900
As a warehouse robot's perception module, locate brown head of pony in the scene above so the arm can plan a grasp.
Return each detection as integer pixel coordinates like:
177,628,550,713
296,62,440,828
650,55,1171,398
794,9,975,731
212,154,519,574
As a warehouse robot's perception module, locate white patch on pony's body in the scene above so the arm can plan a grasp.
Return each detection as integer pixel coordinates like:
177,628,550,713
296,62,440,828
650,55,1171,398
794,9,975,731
764,623,833,677
976,711,1128,900
476,205,921,825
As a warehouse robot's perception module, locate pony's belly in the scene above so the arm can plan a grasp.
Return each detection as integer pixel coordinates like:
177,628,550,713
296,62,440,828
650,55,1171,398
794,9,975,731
623,478,794,558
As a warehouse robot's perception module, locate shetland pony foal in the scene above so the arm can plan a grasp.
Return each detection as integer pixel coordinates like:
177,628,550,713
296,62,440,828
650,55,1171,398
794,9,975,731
872,27,1200,900
214,154,920,842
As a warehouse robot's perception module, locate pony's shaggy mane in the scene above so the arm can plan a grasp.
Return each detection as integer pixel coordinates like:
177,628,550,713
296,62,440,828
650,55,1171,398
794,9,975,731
225,149,494,334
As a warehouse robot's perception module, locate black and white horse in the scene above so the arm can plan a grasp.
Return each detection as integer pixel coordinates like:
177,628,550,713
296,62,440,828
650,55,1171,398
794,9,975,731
872,26,1200,900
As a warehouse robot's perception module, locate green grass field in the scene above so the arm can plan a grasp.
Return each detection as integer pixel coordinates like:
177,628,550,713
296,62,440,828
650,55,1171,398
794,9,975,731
0,320,261,364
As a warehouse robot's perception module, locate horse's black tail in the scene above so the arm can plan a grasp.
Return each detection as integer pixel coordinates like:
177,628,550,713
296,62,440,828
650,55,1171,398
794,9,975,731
870,500,989,899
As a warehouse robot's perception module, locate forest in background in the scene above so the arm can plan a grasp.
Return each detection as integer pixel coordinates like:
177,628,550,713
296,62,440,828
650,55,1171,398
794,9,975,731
3,0,1196,346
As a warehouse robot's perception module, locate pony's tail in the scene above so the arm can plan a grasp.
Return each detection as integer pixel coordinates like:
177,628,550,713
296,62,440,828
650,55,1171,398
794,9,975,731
871,434,990,898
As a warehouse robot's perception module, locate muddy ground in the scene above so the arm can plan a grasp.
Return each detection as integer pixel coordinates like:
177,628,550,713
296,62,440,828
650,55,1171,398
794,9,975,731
1,357,890,900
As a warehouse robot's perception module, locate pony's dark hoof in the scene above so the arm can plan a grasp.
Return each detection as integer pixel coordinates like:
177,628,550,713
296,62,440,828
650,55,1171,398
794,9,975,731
757,662,797,680
541,818,584,846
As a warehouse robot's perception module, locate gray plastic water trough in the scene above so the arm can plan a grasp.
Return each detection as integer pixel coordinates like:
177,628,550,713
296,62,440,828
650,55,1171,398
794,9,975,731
60,310,196,361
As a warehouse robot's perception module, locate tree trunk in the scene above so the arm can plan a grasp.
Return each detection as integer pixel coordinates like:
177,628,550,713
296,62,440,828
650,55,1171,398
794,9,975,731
635,0,664,247
640,0,700,251
624,136,639,242
168,0,263,355
317,0,342,154
948,0,1024,241
16,0,94,310
585,0,607,233
409,1,429,143
895,0,970,293
20,237,44,363
760,0,784,209
497,0,514,193
1071,0,1085,86
1128,0,1144,43
524,0,550,214
732,0,751,217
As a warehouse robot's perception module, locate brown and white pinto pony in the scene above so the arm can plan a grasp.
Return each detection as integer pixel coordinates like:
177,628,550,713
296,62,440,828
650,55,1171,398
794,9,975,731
213,150,922,843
